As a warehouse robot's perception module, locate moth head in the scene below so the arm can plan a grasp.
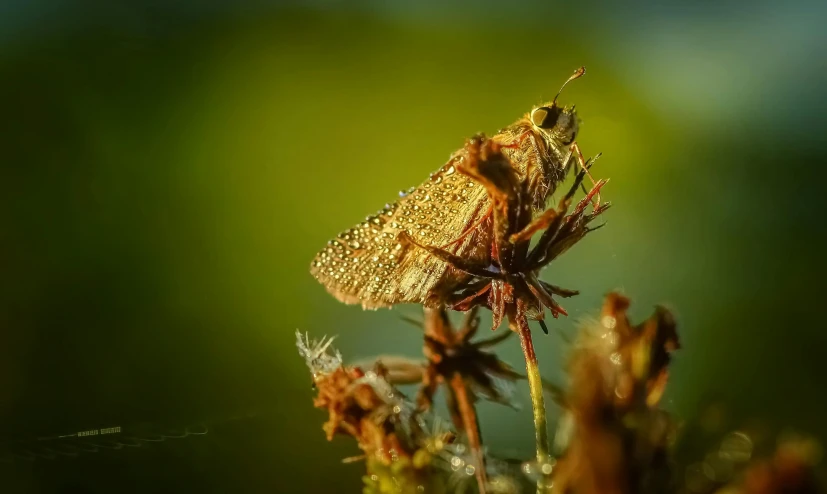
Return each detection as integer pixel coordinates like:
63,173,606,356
529,66,586,146
530,104,579,145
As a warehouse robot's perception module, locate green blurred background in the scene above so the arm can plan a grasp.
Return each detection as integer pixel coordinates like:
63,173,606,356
1,0,826,492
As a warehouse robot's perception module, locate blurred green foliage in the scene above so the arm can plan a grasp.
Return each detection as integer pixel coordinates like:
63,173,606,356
1,2,826,492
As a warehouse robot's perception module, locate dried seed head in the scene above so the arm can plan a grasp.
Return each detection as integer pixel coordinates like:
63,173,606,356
548,293,681,494
295,330,343,380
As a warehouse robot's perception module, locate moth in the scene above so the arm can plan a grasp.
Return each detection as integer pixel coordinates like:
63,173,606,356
310,67,594,312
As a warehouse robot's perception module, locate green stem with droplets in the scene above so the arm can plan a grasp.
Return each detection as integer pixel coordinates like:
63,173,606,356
516,315,551,493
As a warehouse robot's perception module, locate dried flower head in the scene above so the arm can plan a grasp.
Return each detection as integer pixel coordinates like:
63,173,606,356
353,306,528,493
297,332,410,460
296,330,343,379
298,329,530,494
548,292,681,494
400,138,609,332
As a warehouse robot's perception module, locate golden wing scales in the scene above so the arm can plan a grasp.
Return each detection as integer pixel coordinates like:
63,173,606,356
310,159,494,309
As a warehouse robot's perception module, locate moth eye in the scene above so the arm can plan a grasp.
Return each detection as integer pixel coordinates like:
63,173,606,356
530,106,561,129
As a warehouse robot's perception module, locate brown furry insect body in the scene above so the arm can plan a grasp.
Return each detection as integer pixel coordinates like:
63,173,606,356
310,68,588,310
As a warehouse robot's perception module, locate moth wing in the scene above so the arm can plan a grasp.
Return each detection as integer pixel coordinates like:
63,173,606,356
310,161,492,309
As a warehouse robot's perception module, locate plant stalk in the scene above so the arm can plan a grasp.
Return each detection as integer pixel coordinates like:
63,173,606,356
449,372,488,494
424,307,488,493
514,314,551,493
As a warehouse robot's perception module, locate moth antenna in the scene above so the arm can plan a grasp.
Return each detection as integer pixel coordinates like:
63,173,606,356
552,66,586,106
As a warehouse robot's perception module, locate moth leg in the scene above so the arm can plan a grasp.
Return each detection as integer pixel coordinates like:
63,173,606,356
528,179,609,270
570,142,601,208
398,231,501,279
524,162,592,268
447,281,492,312
457,134,521,202
508,161,606,247
457,135,525,269
509,207,559,245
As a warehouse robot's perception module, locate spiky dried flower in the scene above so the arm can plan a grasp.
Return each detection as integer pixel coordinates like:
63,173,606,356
547,293,681,494
296,330,343,379
353,306,525,493
298,330,529,494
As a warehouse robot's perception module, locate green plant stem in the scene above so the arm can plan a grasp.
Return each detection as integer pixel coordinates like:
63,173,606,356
515,315,551,493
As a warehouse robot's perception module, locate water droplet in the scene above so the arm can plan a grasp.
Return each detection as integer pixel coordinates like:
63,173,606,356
522,458,556,482
719,431,753,463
